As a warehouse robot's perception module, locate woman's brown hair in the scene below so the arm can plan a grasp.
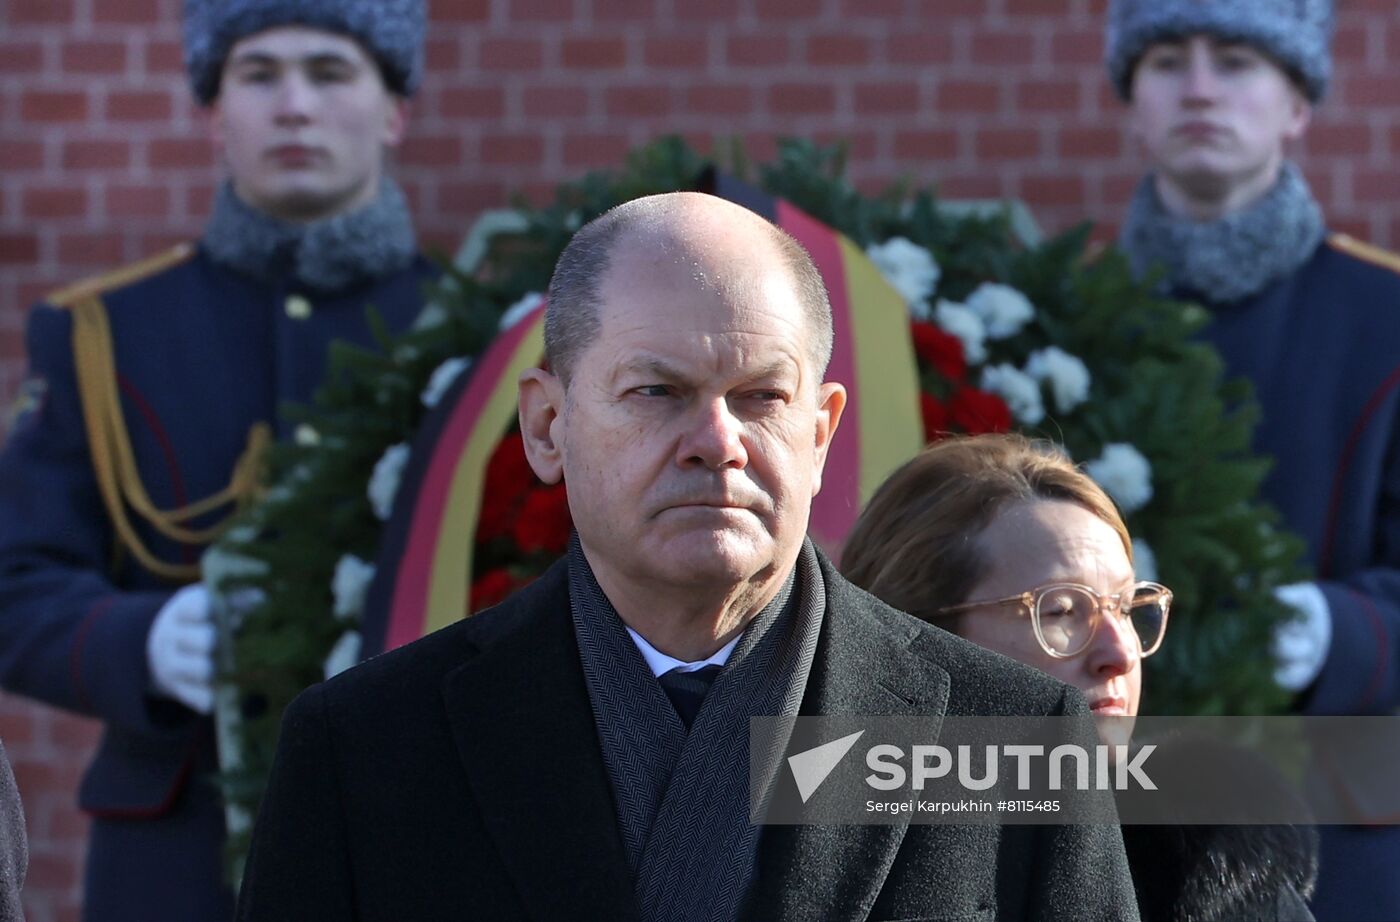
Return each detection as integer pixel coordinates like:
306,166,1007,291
840,433,1132,626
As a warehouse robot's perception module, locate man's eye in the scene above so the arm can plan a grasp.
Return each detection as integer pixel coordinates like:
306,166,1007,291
1143,51,1184,72
237,69,277,84
311,66,355,84
634,385,672,398
748,391,785,402
1217,53,1257,73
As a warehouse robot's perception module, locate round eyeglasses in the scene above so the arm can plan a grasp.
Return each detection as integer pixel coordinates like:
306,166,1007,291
937,581,1172,659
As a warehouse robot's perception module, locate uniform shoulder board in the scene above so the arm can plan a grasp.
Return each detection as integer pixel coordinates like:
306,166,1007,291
1328,233,1400,277
46,242,196,309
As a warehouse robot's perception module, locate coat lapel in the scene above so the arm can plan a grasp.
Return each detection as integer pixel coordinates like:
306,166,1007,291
441,565,638,921
747,558,951,921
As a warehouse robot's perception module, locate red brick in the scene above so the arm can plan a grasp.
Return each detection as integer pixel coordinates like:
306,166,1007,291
893,129,958,160
912,0,985,17
887,34,954,66
971,31,1034,67
0,142,44,171
20,91,88,123
438,86,505,119
644,37,707,70
561,38,627,69
425,37,463,72
975,127,1040,160
433,0,491,21
523,85,591,118
0,42,44,76
806,35,871,68
1305,122,1371,157
562,133,632,168
479,133,545,167
105,186,171,219
1016,79,1081,113
93,0,158,22
507,0,574,22
1004,0,1073,14
768,83,836,116
141,39,184,76
1346,75,1400,107
837,0,901,15
60,40,128,74
186,183,216,220
57,233,126,265
1050,30,1103,66
1333,25,1368,64
438,181,506,216
1021,174,1087,208
593,0,656,19
854,82,919,116
398,136,464,168
1354,169,1400,199
480,38,544,71
1057,126,1122,159
23,187,87,220
107,90,173,122
938,174,1007,199
755,0,821,20
9,0,74,24
605,85,672,119
675,0,740,19
61,139,132,171
684,85,755,117
726,34,792,68
149,138,213,170
935,80,1001,113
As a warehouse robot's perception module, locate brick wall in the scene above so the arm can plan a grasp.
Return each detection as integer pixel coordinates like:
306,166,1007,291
3,0,1398,917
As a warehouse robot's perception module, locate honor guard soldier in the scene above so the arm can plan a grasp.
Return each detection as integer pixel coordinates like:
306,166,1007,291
0,0,431,918
1108,1,1400,917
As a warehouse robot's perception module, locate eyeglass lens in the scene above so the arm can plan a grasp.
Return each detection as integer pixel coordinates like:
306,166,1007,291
1034,585,1168,656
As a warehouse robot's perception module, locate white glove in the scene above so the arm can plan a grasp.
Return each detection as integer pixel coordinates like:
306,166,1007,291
1272,582,1332,693
147,584,218,715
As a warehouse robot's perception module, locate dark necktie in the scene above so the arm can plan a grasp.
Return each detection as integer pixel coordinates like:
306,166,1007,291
657,664,723,731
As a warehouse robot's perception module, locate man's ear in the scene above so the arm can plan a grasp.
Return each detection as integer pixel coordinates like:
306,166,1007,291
518,367,566,485
809,381,848,497
1283,90,1312,143
383,96,409,148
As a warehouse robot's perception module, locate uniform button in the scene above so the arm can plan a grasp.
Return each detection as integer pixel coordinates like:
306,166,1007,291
284,294,312,320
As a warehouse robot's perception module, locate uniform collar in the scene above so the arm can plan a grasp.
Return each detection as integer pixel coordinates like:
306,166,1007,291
202,178,417,293
1119,161,1325,305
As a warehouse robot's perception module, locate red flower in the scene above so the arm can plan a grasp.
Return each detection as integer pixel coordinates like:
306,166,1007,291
920,392,949,442
948,387,1012,435
470,568,516,612
478,432,536,542
910,322,966,383
511,483,572,554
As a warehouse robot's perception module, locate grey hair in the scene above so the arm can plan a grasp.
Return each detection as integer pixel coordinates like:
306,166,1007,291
543,194,835,387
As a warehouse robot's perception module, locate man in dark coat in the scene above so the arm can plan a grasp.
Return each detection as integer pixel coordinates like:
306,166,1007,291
1106,1,1400,917
235,192,1139,920
0,1,431,918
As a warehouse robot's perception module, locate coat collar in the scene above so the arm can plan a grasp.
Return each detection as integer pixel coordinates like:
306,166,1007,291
439,553,951,922
745,552,952,921
439,561,638,921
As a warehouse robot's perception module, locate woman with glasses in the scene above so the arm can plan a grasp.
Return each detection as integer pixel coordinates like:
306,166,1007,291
841,433,1315,921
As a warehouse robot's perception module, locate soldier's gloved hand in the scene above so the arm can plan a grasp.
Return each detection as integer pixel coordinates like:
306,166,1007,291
1272,581,1332,693
147,584,218,715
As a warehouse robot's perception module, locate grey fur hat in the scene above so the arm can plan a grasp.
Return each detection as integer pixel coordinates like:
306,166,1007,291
183,0,427,104
1105,0,1334,102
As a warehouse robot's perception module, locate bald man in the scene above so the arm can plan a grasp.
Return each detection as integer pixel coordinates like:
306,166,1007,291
235,193,1138,921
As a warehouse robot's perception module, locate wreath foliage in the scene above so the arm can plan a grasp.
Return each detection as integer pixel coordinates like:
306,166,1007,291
210,137,1307,871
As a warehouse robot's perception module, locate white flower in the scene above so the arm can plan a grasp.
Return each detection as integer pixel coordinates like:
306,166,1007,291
420,356,473,408
293,424,321,447
966,282,1035,339
331,554,377,620
1084,443,1154,514
866,237,940,318
933,299,987,364
500,291,545,331
980,363,1045,425
323,630,363,681
1131,539,1158,583
1025,346,1091,414
367,442,411,521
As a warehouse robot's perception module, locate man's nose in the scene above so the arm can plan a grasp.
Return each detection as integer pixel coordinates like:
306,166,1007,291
1182,53,1220,102
677,398,748,471
274,74,316,123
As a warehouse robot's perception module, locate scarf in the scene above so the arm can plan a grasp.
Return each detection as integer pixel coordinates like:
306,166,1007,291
201,177,417,293
1119,162,1325,305
569,536,825,922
